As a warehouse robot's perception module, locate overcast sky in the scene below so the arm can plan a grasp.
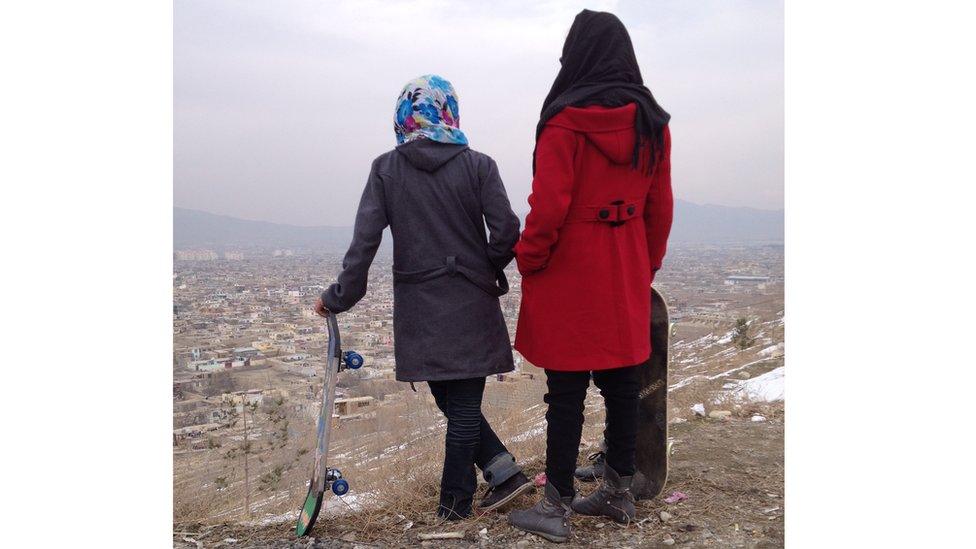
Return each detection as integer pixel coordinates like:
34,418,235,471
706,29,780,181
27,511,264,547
175,0,783,226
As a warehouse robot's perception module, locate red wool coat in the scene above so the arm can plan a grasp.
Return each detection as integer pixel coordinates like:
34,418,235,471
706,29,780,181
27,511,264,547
514,104,673,371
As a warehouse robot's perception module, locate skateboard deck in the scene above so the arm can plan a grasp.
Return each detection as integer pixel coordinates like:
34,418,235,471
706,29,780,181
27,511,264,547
632,286,670,500
295,313,363,537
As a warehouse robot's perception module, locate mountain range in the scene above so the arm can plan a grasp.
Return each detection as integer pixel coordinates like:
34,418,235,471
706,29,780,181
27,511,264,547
175,200,783,251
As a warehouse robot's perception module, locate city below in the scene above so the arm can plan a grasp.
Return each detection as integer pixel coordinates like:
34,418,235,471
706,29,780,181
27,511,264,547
173,242,784,541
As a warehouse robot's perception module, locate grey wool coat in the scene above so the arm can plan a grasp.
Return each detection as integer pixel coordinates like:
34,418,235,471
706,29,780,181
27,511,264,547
322,139,521,382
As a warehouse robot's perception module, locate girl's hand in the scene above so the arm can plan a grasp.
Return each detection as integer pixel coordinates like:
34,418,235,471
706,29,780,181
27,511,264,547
314,297,330,318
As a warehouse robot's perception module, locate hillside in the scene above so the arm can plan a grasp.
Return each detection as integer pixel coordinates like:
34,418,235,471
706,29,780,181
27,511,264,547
669,200,783,243
173,289,785,547
173,208,352,250
175,416,783,548
174,200,783,252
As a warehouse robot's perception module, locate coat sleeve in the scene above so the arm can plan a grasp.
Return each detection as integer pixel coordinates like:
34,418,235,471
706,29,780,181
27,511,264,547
479,157,521,271
645,126,673,284
321,161,389,313
514,126,578,275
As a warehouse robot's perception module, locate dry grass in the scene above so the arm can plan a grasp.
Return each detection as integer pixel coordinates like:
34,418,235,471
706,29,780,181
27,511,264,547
175,412,785,548
174,352,781,527
174,376,562,525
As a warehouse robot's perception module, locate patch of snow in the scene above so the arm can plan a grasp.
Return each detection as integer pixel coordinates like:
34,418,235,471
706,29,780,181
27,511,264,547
669,375,704,391
676,334,717,350
508,424,545,444
758,343,784,357
380,442,409,456
751,415,767,422
715,331,734,345
690,403,706,417
323,490,376,516
358,367,389,379
246,509,297,526
706,357,773,381
731,366,784,402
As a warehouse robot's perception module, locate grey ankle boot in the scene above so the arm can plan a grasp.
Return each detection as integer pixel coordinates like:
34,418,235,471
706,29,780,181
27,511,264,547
508,482,573,543
570,464,636,524
574,450,606,483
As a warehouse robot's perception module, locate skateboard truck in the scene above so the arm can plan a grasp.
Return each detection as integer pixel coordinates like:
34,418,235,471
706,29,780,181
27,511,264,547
326,467,349,496
341,351,364,371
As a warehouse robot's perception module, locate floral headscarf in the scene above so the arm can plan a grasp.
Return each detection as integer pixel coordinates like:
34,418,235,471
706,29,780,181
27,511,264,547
394,75,468,146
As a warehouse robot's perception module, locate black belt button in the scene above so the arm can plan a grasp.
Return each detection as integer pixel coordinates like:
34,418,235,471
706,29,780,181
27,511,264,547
627,206,636,216
599,209,610,219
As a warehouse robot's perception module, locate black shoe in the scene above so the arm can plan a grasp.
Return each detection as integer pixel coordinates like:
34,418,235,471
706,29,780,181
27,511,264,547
574,451,606,483
478,472,534,512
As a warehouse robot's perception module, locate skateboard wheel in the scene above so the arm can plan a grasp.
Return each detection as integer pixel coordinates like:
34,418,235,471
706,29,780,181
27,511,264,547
344,351,364,369
331,478,349,496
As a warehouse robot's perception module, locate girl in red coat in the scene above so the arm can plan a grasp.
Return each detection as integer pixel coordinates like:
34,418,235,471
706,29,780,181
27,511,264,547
508,10,673,542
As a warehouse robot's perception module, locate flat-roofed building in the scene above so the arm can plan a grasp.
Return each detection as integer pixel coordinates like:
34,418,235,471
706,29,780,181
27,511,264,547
334,396,375,419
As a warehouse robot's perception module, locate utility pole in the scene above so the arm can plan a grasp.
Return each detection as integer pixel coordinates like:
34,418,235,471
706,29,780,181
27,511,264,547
242,400,251,519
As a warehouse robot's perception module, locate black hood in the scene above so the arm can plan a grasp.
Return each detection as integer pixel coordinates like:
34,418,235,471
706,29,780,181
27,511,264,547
535,9,670,174
395,139,469,172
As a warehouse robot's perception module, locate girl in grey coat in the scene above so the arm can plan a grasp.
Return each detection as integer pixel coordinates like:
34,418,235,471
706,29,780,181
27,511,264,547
314,75,532,519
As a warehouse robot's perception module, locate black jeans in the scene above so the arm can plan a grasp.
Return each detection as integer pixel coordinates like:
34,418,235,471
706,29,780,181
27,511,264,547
544,364,641,498
428,376,510,519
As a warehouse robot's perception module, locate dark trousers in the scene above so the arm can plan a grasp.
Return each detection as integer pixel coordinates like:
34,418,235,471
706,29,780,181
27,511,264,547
544,364,641,498
428,376,509,518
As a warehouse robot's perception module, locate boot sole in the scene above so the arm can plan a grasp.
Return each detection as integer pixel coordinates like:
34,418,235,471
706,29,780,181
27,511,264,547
478,480,535,512
570,505,633,524
509,523,569,544
574,512,632,524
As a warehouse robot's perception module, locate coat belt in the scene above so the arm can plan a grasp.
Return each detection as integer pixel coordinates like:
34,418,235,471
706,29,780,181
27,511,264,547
565,200,642,225
393,256,509,297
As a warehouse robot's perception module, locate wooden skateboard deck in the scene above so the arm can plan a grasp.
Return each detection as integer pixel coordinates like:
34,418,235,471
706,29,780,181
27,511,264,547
632,287,670,500
295,313,362,537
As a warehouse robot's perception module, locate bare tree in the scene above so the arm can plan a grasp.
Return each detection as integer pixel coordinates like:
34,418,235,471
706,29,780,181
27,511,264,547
241,401,258,518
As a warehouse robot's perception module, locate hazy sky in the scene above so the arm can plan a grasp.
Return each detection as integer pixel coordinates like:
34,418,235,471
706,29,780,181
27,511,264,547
175,0,783,226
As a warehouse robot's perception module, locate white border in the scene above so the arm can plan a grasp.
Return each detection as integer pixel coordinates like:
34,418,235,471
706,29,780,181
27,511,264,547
3,1,172,546
788,1,976,546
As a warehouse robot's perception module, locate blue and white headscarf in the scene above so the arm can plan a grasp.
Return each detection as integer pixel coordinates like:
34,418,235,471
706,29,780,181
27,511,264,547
394,75,468,146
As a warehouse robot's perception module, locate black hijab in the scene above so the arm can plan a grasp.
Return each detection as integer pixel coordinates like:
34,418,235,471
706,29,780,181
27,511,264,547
535,9,670,174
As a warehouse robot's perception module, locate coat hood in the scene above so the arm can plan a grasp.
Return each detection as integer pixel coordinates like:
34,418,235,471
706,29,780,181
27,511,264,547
546,103,638,165
395,139,469,172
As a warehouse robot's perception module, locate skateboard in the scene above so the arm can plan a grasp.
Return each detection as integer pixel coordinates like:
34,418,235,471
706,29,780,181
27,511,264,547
295,312,364,537
632,286,670,500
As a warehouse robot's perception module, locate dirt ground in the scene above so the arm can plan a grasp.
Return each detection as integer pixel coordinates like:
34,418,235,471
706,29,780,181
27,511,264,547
174,410,784,548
